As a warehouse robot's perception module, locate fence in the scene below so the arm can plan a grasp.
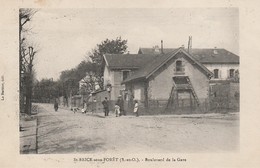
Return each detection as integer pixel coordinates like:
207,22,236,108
142,98,210,115
53,82,239,115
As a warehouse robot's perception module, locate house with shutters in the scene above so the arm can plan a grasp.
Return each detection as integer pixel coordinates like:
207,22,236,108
138,46,239,82
103,47,213,113
102,54,158,101
102,45,239,114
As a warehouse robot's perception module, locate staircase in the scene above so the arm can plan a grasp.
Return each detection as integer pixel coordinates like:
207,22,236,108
185,77,200,106
164,76,200,113
165,85,176,111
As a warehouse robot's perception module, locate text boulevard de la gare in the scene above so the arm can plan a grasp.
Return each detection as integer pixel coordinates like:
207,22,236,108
74,157,187,163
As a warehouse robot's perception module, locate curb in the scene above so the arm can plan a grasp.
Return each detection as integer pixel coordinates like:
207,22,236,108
20,117,38,154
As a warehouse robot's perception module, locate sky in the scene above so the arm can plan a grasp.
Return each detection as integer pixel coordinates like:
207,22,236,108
25,8,239,80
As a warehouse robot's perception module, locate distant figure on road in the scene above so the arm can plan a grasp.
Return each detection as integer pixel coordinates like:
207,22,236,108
82,100,87,114
133,100,139,117
102,97,109,116
117,95,125,116
54,99,59,112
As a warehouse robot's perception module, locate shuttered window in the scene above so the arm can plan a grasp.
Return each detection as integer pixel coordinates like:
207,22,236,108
213,69,219,79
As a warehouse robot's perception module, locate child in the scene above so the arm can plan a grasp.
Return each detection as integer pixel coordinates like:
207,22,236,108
115,104,120,117
82,101,87,114
133,100,139,117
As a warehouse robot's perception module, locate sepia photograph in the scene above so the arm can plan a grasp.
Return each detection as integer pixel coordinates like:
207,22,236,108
19,8,240,154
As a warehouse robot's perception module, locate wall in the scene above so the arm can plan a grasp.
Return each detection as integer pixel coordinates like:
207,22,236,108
103,66,121,101
209,82,239,112
89,90,110,112
103,65,112,87
185,59,209,100
148,52,209,100
204,63,239,80
132,82,145,101
111,70,124,100
107,69,134,101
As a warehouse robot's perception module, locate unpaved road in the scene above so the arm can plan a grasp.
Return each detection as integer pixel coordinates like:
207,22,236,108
36,103,239,154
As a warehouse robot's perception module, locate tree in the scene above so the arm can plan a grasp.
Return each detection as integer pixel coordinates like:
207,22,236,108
19,8,38,115
54,37,128,103
87,37,128,88
32,78,60,103
89,36,128,65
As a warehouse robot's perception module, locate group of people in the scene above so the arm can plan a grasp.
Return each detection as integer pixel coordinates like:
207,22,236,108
53,95,139,116
102,95,139,117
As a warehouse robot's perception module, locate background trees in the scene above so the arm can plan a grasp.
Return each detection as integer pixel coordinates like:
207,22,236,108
32,37,128,104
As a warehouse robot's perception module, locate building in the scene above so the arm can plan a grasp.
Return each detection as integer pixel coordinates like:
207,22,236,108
103,46,239,114
138,47,239,81
103,53,158,101
122,47,213,113
103,47,213,112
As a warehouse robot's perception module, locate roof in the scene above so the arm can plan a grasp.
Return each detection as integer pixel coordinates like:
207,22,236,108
104,54,158,69
138,48,176,54
138,48,239,64
122,48,213,84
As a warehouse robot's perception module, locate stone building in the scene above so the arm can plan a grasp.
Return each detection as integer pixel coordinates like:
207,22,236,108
138,47,239,81
102,46,239,114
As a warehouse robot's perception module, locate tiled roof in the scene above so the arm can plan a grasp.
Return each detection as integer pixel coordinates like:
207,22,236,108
104,54,158,69
190,49,239,64
122,49,179,82
138,48,176,54
121,48,213,83
138,48,239,64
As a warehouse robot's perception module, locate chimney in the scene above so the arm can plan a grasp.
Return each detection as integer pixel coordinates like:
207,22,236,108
161,40,164,54
213,47,218,54
153,45,160,53
188,36,192,53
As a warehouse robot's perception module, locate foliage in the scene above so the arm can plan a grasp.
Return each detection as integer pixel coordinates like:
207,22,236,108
32,37,128,102
89,37,128,65
86,37,128,90
32,79,61,103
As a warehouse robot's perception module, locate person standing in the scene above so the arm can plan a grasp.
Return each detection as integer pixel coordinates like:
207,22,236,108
54,98,59,112
117,95,125,116
82,100,87,114
133,100,139,117
102,97,109,116
114,104,120,117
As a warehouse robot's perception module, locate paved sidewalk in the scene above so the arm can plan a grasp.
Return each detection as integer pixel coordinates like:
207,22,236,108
20,116,37,154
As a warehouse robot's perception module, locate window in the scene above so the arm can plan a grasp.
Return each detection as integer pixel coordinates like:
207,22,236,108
213,69,219,79
123,71,130,80
229,69,235,78
176,60,183,72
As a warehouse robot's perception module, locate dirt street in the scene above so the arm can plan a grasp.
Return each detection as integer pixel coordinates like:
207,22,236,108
36,103,239,154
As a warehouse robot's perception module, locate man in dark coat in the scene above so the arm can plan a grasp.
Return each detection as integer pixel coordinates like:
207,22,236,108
54,99,59,111
102,97,109,116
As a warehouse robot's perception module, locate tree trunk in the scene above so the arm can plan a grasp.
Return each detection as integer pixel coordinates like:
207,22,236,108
24,74,32,115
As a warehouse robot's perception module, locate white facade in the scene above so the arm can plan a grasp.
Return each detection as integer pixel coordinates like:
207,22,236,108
103,65,112,87
103,65,129,100
204,64,239,80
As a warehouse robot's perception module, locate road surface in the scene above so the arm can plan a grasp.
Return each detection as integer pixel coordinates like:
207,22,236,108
36,103,239,154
